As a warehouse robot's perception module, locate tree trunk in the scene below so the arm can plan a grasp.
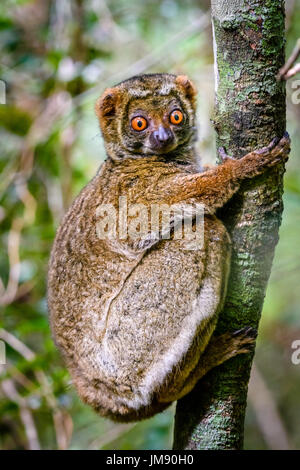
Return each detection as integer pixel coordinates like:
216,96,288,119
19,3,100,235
173,0,286,450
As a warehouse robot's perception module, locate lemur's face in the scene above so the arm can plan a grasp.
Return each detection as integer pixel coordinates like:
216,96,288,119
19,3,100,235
125,94,190,155
96,73,197,160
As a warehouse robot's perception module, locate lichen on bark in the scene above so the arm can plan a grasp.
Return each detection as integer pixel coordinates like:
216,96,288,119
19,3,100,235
173,0,286,450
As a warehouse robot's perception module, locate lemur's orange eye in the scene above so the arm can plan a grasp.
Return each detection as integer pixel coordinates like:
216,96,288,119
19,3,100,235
170,109,183,125
131,116,148,131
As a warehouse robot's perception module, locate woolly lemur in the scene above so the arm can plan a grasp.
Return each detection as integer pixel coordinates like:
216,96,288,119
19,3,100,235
48,73,290,422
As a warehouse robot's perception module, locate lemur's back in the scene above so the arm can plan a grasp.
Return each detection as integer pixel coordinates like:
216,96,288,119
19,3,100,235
48,157,231,421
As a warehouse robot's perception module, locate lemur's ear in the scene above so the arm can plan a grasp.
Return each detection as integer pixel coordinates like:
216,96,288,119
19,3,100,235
95,87,120,125
175,75,197,107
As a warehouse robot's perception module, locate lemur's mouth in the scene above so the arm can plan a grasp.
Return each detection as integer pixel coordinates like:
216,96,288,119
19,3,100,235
144,142,177,155
150,142,177,154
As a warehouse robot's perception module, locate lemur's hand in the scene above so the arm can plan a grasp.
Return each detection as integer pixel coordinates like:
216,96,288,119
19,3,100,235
221,132,290,181
254,132,290,166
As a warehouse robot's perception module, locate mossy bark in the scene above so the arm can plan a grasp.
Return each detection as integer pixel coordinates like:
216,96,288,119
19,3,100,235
173,0,286,450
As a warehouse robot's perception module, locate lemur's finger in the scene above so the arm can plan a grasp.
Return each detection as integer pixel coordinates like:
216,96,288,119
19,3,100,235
280,132,291,150
268,151,290,167
272,147,290,159
275,133,290,150
256,136,280,155
256,132,290,161
270,136,290,158
276,132,290,149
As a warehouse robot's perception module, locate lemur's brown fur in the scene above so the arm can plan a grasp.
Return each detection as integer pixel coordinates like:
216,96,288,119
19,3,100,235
48,73,290,422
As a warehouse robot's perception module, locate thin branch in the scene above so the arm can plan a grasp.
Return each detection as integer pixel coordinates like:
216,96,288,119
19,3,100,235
0,329,73,449
0,218,23,306
283,63,300,79
0,176,37,306
88,423,136,450
2,361,36,391
248,363,291,450
1,378,41,450
19,91,73,178
278,38,300,80
0,329,35,361
71,12,211,109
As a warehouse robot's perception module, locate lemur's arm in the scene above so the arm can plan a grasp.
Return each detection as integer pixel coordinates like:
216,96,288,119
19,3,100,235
161,133,290,213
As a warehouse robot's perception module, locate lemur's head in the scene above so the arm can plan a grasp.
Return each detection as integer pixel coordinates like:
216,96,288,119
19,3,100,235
96,73,197,161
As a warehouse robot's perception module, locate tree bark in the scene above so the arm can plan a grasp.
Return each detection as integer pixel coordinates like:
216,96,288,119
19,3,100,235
173,0,286,450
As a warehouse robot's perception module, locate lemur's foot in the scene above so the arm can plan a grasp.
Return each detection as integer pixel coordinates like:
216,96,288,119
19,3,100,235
206,326,257,366
158,327,257,403
230,326,258,354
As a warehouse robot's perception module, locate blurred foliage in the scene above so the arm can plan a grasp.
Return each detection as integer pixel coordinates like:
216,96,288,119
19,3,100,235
0,0,299,450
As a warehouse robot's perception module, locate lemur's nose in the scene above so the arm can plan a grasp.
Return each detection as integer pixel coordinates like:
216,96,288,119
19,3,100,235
152,125,173,146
